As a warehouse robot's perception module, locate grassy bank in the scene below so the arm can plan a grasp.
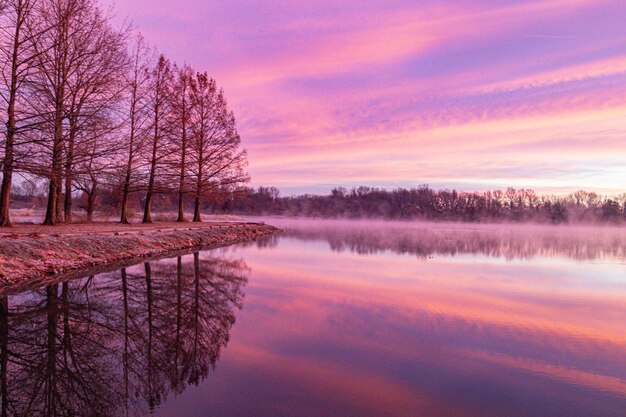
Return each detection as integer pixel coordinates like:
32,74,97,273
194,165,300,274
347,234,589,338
0,222,278,292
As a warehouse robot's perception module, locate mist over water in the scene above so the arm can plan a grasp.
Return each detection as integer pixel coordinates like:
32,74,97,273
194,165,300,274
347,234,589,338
1,219,625,416
254,217,626,261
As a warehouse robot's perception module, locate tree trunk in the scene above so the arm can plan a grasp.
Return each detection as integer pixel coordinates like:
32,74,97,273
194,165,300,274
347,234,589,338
193,196,201,222
0,0,26,227
121,86,137,224
64,172,72,223
63,119,76,223
142,191,153,224
177,190,184,222
0,86,15,227
120,173,131,224
87,192,95,222
44,91,65,226
44,10,69,227
176,93,187,223
0,159,13,228
55,181,63,224
143,111,159,224
43,176,58,225
86,179,97,222
193,159,202,222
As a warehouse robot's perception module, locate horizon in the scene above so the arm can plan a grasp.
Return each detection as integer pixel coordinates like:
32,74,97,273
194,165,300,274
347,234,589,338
107,0,626,195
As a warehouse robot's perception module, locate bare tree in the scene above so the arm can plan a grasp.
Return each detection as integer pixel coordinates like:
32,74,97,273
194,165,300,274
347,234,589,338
142,54,172,224
29,0,95,225
1,0,247,226
119,34,152,224
61,8,128,223
73,118,112,222
0,0,38,226
169,64,194,222
189,73,248,222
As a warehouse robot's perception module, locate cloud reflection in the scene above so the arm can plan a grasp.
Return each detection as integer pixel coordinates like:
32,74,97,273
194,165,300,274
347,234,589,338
223,220,626,416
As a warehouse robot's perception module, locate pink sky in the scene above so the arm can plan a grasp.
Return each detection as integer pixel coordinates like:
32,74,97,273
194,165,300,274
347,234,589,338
109,0,626,195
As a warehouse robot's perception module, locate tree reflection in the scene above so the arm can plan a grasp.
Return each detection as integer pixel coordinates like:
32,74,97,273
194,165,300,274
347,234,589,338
0,253,248,416
278,221,626,261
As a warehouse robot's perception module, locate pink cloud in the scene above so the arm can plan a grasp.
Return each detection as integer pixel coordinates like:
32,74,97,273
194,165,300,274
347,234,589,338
108,0,626,194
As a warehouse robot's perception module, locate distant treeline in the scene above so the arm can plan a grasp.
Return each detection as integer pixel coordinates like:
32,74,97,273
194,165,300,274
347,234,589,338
220,186,626,224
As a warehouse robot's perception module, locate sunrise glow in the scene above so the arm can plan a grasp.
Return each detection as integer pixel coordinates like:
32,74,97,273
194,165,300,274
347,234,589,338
109,0,626,194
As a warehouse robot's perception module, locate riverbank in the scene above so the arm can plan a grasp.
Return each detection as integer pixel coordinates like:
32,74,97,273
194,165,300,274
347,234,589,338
0,221,278,292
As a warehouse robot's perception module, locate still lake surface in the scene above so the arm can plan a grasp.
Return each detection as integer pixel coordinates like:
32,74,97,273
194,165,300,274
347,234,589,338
1,218,625,416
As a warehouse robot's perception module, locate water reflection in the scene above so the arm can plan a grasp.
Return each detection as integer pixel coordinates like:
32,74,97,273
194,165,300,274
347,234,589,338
0,253,248,417
225,219,626,417
1,220,625,416
263,218,626,260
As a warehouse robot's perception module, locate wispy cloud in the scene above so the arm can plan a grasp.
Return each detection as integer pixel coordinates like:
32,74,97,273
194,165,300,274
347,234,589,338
109,0,626,194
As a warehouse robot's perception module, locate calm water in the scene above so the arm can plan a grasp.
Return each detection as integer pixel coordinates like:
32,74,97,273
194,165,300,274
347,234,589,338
1,218,625,416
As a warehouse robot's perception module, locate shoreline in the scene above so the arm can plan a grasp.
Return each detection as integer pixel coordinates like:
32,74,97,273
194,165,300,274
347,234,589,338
0,221,278,294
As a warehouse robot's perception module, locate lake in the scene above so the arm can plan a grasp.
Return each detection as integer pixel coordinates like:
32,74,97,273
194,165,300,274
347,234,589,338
1,218,625,416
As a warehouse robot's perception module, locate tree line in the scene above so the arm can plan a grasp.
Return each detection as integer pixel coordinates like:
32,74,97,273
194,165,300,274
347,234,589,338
223,186,626,224
0,0,248,226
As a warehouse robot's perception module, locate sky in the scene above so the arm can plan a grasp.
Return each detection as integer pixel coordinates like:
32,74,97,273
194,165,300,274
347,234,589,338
109,0,626,195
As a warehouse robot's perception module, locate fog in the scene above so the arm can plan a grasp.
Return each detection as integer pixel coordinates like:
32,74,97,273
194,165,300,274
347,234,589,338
247,217,626,262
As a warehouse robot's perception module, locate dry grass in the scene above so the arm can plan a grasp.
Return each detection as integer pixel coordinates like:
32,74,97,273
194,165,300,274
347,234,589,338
0,222,277,292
